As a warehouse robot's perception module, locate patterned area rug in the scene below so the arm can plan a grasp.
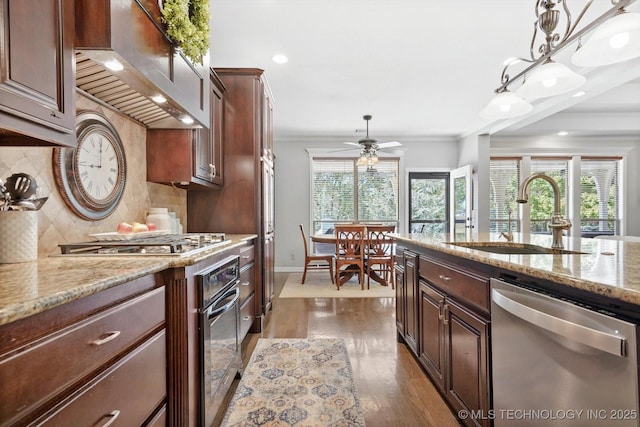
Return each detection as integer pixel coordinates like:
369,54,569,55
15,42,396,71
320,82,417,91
279,272,395,299
221,338,366,426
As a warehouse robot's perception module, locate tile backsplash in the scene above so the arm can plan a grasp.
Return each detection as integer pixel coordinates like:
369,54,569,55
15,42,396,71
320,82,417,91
0,95,187,257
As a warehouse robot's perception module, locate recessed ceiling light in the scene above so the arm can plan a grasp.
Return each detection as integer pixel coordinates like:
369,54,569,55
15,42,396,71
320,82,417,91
573,91,586,97
558,131,569,136
151,94,167,104
272,54,288,64
104,58,124,71
180,116,194,125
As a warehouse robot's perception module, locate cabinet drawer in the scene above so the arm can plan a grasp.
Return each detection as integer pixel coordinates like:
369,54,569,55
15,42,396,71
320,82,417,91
238,266,255,304
240,293,255,341
0,287,165,425
239,244,255,268
419,257,489,313
37,330,167,426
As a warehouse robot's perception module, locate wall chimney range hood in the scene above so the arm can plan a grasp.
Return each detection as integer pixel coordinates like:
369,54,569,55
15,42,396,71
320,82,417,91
74,0,209,129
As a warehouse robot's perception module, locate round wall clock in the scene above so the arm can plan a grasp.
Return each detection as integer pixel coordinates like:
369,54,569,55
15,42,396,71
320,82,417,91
53,112,127,220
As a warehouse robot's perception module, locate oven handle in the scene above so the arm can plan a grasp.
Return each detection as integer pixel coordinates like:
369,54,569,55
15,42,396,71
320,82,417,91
206,286,240,320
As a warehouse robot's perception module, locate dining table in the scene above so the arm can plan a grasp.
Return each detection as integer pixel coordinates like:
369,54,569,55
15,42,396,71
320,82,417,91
310,233,395,287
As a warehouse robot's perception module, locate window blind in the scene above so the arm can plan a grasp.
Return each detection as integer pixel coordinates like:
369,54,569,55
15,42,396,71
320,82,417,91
489,158,520,232
580,158,620,236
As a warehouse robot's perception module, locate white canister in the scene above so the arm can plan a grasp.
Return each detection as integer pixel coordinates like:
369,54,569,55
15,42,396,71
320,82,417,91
146,208,172,232
0,210,38,263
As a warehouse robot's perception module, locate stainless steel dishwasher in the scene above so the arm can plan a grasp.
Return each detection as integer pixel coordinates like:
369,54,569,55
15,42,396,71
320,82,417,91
490,278,639,426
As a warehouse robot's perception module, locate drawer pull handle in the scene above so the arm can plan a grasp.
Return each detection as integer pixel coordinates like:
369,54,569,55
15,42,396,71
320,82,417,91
100,410,120,427
243,316,252,321
240,281,251,287
90,331,121,346
438,274,451,282
242,255,251,259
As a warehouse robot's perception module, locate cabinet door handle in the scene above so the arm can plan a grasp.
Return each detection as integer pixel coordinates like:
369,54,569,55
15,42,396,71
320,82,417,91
437,300,445,321
90,330,121,346
240,281,251,287
443,304,450,325
209,164,216,178
242,255,251,259
438,274,451,282
99,410,120,427
243,316,252,321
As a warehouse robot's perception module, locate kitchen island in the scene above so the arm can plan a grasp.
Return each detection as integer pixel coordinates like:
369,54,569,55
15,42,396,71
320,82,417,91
392,231,640,427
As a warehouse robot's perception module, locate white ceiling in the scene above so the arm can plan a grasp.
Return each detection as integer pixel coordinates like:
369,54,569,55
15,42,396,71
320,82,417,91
210,0,640,141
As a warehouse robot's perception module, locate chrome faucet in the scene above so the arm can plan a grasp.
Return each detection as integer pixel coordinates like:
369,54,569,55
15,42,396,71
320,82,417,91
500,207,514,242
516,172,571,249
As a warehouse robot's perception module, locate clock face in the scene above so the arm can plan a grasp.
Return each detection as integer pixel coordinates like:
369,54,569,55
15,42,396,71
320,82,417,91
75,131,120,202
53,112,127,220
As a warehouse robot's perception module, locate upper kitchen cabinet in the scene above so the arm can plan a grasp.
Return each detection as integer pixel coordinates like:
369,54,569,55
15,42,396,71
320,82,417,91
75,0,209,128
147,69,225,189
0,0,75,147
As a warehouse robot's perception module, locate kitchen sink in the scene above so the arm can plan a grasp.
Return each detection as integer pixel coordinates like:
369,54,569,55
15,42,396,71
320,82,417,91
446,242,588,255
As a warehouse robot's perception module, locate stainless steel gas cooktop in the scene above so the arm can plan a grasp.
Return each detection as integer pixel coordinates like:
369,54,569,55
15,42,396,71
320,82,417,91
57,233,230,257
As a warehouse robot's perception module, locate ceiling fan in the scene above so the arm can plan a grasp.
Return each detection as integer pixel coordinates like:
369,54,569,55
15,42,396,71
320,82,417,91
332,115,402,165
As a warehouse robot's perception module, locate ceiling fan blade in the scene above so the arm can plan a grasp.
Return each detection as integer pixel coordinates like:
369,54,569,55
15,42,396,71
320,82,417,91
343,142,361,147
328,147,361,153
378,147,404,155
377,141,402,148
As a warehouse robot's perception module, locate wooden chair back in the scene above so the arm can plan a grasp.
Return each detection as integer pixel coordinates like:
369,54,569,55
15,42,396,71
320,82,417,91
366,225,396,257
299,224,334,284
334,224,366,289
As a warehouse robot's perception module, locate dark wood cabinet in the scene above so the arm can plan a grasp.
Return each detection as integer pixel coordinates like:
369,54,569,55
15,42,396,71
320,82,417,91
147,69,225,189
445,298,490,427
404,251,419,353
0,0,75,146
0,275,165,426
188,68,275,332
419,280,446,391
418,254,491,427
394,264,406,340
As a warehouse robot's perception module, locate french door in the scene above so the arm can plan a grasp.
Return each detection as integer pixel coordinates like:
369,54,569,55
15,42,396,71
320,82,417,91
450,165,473,239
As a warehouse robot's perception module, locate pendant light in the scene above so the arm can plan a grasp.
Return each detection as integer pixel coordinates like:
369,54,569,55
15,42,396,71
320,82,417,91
572,9,640,67
480,90,533,120
516,59,586,100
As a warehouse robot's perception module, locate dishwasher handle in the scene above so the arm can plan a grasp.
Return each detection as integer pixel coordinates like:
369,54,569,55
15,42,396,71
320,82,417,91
491,287,627,357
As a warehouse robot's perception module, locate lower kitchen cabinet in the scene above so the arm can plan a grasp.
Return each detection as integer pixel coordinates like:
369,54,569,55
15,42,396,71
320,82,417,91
396,246,491,427
419,255,491,427
0,274,166,427
394,263,406,340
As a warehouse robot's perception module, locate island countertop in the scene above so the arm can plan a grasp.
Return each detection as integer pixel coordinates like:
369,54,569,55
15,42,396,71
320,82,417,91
0,234,257,327
393,232,640,307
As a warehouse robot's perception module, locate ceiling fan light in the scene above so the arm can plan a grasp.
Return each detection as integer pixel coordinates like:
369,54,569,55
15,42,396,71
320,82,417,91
367,154,379,165
571,11,640,67
516,61,586,99
356,154,368,166
479,91,533,120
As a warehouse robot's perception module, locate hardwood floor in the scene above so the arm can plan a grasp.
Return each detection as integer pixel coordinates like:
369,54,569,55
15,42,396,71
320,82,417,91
236,272,461,427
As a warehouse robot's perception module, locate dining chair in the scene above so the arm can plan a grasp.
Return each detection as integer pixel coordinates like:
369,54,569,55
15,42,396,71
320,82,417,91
334,224,366,290
299,224,334,284
365,225,396,289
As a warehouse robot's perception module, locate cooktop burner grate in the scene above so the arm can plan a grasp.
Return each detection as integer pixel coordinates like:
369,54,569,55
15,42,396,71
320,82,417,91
57,233,227,256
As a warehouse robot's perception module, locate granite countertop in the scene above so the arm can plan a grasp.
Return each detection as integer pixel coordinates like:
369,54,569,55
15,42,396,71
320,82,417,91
0,234,257,327
393,232,640,306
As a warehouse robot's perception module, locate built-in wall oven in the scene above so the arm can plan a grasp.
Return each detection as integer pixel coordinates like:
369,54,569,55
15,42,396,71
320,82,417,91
196,255,242,427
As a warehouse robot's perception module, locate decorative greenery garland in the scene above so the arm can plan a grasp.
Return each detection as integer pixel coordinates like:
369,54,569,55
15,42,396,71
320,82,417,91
160,0,210,63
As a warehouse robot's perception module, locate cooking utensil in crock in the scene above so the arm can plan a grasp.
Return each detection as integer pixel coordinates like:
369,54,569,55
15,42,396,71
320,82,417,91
5,173,37,200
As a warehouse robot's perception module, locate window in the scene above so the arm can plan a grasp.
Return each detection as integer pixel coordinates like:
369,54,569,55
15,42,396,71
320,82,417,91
529,158,569,234
489,159,520,233
490,156,622,237
580,158,620,236
408,172,449,233
311,158,399,235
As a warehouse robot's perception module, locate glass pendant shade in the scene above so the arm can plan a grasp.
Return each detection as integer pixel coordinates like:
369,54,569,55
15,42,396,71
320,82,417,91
479,91,533,119
571,11,640,67
516,61,586,100
356,154,367,166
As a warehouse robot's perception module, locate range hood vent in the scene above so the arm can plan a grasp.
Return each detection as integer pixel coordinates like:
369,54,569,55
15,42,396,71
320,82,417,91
76,52,173,127
74,0,209,129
